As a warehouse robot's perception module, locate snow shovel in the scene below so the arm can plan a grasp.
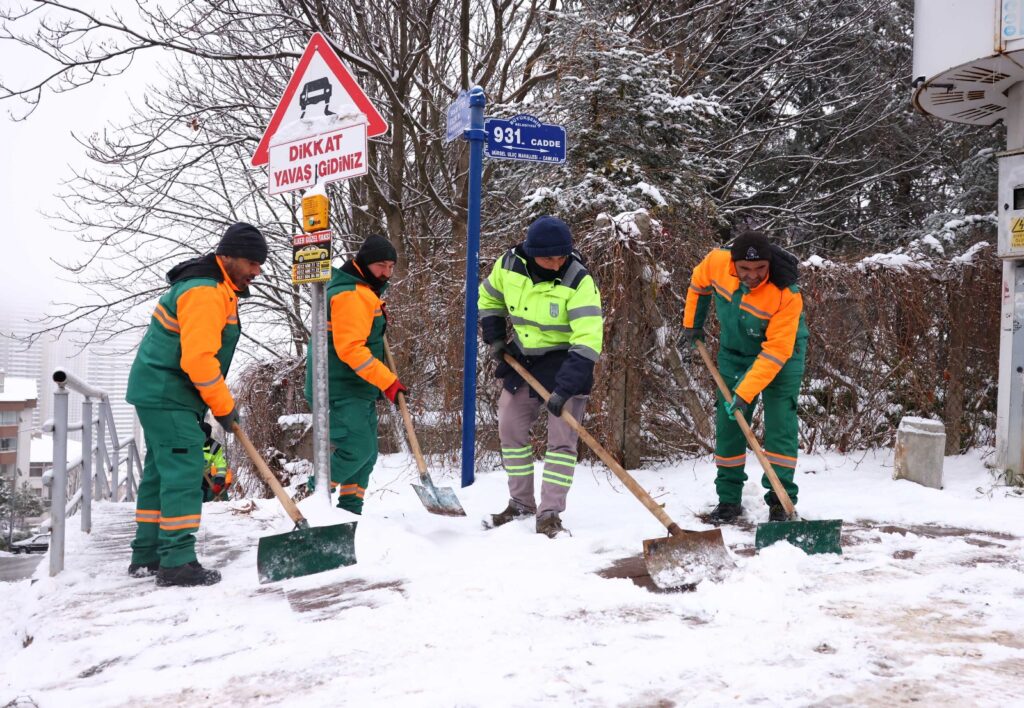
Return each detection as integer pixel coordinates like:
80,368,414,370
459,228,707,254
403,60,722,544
694,341,842,555
232,423,358,583
382,336,466,516
502,354,733,588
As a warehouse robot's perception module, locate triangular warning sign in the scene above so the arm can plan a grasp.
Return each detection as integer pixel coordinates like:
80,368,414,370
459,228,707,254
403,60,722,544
252,33,388,167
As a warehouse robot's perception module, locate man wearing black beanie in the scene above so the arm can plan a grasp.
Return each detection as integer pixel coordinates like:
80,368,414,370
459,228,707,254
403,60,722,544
680,229,808,524
125,221,267,587
304,233,405,515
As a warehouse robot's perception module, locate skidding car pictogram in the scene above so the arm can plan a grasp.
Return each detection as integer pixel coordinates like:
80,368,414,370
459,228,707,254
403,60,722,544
300,78,334,118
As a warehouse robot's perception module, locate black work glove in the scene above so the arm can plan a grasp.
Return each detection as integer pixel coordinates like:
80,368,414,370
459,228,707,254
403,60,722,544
724,393,750,421
489,339,509,362
546,392,568,417
680,327,704,349
215,408,238,432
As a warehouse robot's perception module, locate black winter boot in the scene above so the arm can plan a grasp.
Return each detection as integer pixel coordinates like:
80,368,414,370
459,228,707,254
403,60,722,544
156,560,222,587
536,513,568,538
485,501,534,529
767,503,790,522
128,561,160,578
708,502,744,524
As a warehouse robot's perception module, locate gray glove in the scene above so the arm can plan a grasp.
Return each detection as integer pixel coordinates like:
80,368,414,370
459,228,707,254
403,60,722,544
489,339,509,362
680,327,704,349
546,392,568,416
215,408,238,433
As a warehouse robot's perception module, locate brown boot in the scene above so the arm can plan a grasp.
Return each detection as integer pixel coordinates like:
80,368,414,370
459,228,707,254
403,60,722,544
536,513,568,538
485,500,534,529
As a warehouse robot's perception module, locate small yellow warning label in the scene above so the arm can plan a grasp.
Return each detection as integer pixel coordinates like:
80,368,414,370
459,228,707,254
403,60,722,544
1012,218,1024,248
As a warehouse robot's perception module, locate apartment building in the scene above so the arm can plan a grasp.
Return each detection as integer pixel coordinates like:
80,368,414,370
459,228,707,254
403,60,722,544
0,370,39,502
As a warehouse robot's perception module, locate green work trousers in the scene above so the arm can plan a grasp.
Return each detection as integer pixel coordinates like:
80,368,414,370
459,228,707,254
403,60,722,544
329,398,379,514
714,343,805,507
130,407,206,569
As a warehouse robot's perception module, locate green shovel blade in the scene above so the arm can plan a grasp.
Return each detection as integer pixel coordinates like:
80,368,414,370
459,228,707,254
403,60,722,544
257,521,358,584
754,518,842,555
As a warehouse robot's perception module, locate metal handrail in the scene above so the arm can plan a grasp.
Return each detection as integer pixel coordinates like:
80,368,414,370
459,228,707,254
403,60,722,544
44,370,139,577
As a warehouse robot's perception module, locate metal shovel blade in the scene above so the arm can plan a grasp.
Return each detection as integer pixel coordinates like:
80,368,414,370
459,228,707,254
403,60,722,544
642,528,735,589
257,521,358,584
754,519,842,555
411,476,467,517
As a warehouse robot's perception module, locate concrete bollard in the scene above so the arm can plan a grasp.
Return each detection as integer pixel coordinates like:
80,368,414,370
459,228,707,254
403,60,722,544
893,416,946,489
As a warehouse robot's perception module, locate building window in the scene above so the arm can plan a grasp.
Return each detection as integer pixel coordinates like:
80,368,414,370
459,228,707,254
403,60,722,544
29,463,45,478
0,463,11,479
0,438,15,452
0,411,16,425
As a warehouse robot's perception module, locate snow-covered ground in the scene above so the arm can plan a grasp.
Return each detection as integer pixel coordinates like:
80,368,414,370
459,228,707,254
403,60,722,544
2,448,1023,707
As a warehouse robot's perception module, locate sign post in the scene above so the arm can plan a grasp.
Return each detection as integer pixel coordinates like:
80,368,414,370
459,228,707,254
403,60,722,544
450,96,567,488
460,87,487,488
253,33,388,503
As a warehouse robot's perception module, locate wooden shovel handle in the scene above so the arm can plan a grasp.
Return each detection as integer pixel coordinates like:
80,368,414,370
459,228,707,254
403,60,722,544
694,340,796,516
502,354,684,536
382,336,429,479
232,422,308,527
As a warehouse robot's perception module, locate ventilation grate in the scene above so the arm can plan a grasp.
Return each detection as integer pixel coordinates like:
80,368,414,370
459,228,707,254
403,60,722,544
951,104,1004,120
967,90,985,101
931,91,965,105
950,66,1011,84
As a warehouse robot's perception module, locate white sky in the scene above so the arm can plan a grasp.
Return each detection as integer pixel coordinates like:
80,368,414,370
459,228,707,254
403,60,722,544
0,7,159,317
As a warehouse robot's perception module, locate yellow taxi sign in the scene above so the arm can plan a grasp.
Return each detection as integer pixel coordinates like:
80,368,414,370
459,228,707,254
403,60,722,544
293,230,332,284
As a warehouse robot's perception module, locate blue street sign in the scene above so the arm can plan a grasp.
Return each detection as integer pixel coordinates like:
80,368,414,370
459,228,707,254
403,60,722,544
484,114,566,163
445,90,471,144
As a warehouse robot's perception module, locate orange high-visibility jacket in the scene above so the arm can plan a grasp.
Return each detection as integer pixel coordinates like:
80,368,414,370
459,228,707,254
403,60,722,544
683,249,807,403
126,254,241,417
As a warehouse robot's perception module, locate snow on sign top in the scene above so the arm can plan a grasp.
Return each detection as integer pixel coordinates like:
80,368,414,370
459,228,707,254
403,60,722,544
251,32,388,167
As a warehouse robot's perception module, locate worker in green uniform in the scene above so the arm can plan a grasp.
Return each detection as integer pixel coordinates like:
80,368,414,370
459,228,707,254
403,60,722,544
305,234,405,514
126,223,266,586
681,229,807,523
478,215,604,538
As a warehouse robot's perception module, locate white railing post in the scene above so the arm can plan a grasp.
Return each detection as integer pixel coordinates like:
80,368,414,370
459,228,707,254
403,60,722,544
81,397,93,534
95,404,107,502
125,440,135,502
49,379,69,577
105,400,120,501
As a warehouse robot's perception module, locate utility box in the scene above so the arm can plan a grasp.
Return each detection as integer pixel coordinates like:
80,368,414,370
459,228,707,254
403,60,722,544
893,417,946,490
301,193,329,232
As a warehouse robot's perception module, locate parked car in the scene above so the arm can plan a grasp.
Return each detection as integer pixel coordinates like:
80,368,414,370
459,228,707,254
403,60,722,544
11,533,49,554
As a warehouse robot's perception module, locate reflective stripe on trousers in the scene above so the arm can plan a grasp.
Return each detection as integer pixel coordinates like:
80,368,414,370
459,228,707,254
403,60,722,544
496,385,588,516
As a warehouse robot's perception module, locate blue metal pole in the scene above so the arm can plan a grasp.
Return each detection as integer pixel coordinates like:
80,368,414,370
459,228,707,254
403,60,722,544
461,85,486,488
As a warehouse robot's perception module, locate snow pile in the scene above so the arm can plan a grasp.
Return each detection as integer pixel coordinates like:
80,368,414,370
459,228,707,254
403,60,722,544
1,449,1023,705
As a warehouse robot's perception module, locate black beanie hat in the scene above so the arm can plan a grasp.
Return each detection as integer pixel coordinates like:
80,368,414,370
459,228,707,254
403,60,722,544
216,222,268,264
355,234,398,266
524,215,573,258
730,230,772,262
